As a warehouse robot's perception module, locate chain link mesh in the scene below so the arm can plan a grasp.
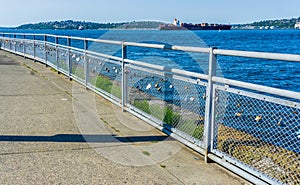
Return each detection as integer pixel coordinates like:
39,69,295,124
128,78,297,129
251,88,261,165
213,86,300,184
45,45,56,65
2,36,300,184
57,48,69,72
87,55,122,101
24,42,34,56
15,40,23,54
1,39,8,50
35,42,45,60
126,64,207,144
69,50,85,82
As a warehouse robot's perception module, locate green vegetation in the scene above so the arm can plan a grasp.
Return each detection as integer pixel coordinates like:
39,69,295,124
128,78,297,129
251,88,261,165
16,20,165,30
17,20,125,30
142,151,151,156
133,100,180,127
133,100,204,140
15,17,300,30
234,17,300,29
73,66,85,79
50,68,57,73
22,63,38,73
134,100,151,114
117,21,165,29
58,60,69,71
90,75,122,98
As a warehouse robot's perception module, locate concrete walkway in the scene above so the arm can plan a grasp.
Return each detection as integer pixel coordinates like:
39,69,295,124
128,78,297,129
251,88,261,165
0,50,251,185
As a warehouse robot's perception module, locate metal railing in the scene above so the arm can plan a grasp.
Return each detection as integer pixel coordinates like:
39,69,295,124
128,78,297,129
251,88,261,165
1,33,300,185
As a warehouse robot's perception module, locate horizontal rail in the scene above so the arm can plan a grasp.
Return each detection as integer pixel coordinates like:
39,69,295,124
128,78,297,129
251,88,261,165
214,49,300,62
86,50,122,62
2,32,300,63
124,58,208,80
83,38,122,45
213,76,300,101
171,45,210,53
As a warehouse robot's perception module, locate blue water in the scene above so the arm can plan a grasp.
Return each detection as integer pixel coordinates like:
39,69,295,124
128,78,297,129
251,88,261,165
2,28,299,92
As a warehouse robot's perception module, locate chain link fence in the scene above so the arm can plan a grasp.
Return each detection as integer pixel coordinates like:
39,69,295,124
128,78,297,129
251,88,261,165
1,34,300,184
24,41,34,57
57,48,69,73
126,64,207,145
35,42,45,61
45,45,56,66
87,55,122,102
213,85,300,184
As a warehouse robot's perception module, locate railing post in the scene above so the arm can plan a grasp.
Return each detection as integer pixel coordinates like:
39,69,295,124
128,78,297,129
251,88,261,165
121,41,128,112
23,34,26,58
44,34,48,67
55,36,60,74
84,39,89,89
204,47,217,163
13,34,16,52
9,34,13,51
67,36,72,81
33,35,36,62
1,33,4,49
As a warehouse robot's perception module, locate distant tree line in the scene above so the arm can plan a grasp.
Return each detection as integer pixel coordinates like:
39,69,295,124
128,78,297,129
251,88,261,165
16,20,164,30
235,17,300,29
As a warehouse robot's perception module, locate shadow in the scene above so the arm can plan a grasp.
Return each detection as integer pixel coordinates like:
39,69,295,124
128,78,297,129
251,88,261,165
0,60,20,65
0,134,173,143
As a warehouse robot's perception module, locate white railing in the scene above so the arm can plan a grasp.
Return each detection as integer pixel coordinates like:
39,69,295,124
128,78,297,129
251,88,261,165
1,32,300,185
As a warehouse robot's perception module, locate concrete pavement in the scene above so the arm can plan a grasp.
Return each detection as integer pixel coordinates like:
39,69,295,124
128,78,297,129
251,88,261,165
0,50,251,185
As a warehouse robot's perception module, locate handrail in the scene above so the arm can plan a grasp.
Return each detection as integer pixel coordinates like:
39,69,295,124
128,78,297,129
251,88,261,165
2,32,300,63
1,32,299,185
213,76,300,101
214,49,300,62
124,58,208,80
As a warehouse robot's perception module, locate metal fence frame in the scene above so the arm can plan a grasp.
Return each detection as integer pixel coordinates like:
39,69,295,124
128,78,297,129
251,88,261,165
1,32,300,185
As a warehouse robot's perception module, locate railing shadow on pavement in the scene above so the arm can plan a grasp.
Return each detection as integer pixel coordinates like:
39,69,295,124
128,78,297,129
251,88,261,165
0,134,173,143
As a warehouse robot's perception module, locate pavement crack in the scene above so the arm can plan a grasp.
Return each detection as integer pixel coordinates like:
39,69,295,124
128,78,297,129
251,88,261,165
0,93,62,97
0,143,134,156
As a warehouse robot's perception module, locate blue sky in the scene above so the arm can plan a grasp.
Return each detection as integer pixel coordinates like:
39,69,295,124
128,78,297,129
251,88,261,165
1,0,299,27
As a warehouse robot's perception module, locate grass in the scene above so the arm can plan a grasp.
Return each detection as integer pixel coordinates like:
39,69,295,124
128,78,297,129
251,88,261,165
90,75,122,99
133,100,204,140
73,66,85,79
142,151,151,156
58,60,69,71
134,100,151,114
134,100,181,127
22,63,38,73
50,68,57,72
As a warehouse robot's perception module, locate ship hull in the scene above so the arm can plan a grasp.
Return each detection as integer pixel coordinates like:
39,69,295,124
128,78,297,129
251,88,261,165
159,24,231,30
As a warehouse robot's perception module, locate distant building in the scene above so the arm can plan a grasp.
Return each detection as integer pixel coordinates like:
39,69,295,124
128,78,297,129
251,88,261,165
173,18,181,26
295,22,300,29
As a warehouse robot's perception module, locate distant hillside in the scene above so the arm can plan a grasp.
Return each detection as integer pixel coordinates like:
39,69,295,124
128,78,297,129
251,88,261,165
233,17,300,29
117,21,165,29
16,20,165,30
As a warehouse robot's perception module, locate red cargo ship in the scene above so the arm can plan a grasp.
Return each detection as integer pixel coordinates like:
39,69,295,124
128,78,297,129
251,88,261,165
159,18,231,30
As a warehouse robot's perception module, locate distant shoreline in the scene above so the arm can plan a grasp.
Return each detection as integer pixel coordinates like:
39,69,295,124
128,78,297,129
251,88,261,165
1,17,300,30
1,27,300,31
